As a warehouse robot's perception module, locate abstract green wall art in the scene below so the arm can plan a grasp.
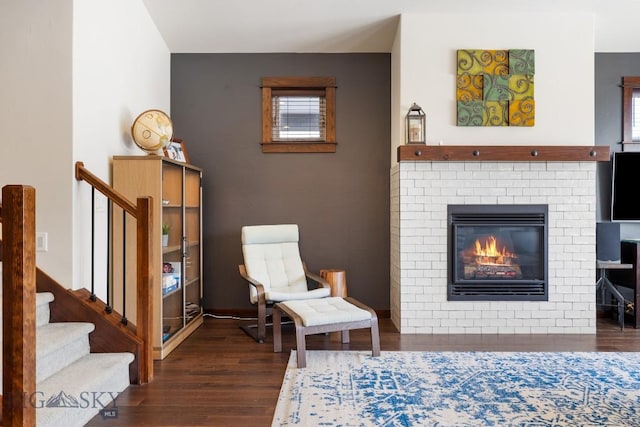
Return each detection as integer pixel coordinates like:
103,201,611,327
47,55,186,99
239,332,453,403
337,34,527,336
456,49,535,127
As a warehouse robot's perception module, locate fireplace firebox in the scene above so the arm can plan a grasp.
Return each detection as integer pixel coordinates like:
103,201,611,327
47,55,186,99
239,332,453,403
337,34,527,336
447,204,548,301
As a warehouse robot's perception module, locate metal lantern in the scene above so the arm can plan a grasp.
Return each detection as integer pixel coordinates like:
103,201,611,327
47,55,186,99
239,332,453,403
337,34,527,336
406,102,426,144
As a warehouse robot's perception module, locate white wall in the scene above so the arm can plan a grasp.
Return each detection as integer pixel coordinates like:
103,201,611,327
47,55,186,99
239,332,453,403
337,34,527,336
392,13,595,163
0,0,168,292
390,17,403,160
595,6,640,53
0,0,74,283
73,0,170,295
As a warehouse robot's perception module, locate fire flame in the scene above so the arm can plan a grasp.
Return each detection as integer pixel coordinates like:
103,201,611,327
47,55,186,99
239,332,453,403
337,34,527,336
473,236,516,265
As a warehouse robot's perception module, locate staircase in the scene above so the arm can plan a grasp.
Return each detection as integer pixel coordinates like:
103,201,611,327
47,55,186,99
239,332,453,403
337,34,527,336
1,179,153,426
1,287,134,426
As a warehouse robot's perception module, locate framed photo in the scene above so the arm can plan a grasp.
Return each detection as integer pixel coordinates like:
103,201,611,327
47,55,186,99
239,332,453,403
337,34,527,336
163,138,190,163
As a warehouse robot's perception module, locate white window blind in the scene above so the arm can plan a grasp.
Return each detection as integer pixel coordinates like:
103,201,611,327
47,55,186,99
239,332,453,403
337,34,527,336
271,96,326,141
634,89,640,141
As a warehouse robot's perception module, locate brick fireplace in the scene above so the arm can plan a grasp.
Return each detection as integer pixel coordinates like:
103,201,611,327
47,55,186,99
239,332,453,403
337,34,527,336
390,145,608,334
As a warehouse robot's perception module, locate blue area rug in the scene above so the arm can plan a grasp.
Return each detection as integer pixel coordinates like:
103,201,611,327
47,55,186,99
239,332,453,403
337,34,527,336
272,351,640,426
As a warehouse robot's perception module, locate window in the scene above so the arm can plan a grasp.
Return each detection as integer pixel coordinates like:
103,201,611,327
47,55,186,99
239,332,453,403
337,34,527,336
622,76,640,144
272,95,325,141
633,89,640,141
261,77,336,153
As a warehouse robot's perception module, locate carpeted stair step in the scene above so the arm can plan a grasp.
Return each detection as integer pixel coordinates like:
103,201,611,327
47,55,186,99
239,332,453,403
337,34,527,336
36,322,94,384
36,292,54,327
35,352,134,427
0,292,52,327
1,289,135,426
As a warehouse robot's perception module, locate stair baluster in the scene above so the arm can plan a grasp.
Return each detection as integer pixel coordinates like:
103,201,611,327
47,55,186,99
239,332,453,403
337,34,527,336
89,187,97,302
120,208,126,323
106,198,111,308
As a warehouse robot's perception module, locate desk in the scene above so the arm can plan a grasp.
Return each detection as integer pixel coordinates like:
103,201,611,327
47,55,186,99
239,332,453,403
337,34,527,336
596,261,632,330
607,240,640,328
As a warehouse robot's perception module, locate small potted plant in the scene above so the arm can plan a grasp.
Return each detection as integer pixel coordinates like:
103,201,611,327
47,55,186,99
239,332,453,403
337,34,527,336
162,223,170,247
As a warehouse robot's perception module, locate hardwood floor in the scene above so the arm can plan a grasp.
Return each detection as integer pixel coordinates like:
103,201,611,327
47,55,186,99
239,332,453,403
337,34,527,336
87,313,640,426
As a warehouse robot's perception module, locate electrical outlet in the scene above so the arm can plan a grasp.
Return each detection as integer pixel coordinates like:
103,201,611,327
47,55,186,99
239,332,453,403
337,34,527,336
36,232,48,252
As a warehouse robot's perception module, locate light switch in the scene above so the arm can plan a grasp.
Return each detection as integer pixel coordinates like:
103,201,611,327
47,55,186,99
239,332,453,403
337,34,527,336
36,232,48,252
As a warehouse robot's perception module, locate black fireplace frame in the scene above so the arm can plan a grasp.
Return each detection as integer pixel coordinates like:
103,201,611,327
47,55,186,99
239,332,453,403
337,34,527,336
447,204,548,301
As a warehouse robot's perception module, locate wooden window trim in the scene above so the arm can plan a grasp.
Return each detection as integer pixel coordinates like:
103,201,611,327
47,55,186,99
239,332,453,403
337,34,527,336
261,76,337,153
622,76,640,144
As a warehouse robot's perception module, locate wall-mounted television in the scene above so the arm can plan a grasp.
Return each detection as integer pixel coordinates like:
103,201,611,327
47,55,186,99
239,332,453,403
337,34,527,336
611,151,640,222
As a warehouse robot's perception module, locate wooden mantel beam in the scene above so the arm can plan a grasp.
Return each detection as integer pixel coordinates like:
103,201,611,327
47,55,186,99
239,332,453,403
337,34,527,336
397,145,610,162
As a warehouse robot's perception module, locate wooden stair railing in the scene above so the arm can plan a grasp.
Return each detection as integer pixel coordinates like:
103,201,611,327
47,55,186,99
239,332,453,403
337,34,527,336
1,185,37,427
75,161,154,384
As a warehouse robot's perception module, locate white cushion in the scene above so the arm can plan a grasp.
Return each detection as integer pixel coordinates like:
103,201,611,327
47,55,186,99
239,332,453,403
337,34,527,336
267,287,330,302
242,224,328,304
280,297,371,327
242,224,299,245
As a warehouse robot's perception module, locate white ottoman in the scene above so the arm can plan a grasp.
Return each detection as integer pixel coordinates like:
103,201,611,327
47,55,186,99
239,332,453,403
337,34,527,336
273,297,380,368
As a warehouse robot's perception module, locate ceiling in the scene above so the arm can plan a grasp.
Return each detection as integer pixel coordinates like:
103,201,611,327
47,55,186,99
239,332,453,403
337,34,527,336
142,0,640,53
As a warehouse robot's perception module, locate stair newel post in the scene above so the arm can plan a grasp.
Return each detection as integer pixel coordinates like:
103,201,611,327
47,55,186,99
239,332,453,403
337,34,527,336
2,185,37,427
136,196,154,383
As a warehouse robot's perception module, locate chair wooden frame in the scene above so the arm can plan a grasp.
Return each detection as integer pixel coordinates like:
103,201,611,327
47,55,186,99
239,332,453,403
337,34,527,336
238,262,331,343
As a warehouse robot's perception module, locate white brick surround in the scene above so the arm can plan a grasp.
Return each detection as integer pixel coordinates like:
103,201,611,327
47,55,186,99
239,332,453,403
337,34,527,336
390,161,597,334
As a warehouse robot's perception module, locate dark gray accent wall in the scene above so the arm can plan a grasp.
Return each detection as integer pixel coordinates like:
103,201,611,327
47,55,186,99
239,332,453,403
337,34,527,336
595,53,640,238
170,54,391,311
